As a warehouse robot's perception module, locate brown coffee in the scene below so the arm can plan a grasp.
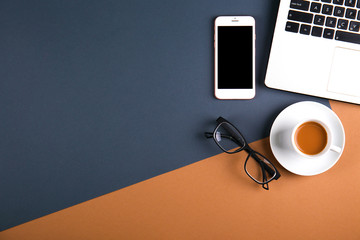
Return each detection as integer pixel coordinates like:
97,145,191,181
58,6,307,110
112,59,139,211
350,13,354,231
294,121,328,155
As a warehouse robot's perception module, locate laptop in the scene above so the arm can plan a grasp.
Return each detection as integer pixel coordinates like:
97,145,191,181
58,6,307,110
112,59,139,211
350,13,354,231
265,0,360,104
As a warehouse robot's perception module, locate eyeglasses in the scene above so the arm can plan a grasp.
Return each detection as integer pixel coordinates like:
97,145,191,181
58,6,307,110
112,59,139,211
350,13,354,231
205,117,280,190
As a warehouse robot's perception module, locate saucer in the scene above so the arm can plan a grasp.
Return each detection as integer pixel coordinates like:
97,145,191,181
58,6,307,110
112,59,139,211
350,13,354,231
269,101,345,176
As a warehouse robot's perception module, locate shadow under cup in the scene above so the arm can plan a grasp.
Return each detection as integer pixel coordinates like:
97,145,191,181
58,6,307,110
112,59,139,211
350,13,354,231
291,120,341,158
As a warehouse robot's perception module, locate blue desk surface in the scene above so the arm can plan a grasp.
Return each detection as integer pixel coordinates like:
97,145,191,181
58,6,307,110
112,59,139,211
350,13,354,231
0,0,329,231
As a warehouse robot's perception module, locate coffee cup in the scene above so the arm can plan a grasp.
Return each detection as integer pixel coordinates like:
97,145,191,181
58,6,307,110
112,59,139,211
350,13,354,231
291,119,342,158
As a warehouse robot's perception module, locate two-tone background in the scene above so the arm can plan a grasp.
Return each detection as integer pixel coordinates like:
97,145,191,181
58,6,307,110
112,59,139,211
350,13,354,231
1,0,359,239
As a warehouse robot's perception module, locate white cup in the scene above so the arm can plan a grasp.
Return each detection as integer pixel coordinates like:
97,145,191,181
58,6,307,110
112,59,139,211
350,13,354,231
291,119,342,158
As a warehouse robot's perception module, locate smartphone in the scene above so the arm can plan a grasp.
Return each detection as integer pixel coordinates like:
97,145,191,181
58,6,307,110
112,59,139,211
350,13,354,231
214,16,255,99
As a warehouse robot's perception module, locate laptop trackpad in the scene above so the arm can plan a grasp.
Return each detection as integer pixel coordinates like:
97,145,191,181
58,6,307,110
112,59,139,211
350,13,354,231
328,47,360,97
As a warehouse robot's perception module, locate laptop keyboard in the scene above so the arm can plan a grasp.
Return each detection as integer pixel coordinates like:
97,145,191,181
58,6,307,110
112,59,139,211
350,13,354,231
286,0,360,44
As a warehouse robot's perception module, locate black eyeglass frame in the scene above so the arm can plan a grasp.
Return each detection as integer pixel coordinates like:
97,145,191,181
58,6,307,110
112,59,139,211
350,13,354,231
205,117,280,190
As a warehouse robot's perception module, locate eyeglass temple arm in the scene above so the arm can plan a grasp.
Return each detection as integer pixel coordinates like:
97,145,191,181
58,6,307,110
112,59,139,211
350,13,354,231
204,132,213,138
258,162,270,190
205,132,238,143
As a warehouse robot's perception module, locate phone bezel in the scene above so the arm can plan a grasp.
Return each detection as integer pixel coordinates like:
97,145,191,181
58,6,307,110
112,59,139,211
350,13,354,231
214,16,256,100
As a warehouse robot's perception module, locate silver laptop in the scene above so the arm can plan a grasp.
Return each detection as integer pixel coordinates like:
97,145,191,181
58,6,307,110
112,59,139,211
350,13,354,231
265,0,360,104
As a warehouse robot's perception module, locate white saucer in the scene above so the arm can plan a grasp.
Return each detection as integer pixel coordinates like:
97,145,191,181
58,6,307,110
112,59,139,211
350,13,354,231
269,101,345,176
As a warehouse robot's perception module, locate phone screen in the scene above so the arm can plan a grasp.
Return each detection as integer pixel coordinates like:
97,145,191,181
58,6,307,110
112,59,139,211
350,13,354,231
217,26,253,89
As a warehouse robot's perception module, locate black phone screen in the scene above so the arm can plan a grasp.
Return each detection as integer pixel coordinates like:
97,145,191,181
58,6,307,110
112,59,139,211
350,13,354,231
217,26,253,89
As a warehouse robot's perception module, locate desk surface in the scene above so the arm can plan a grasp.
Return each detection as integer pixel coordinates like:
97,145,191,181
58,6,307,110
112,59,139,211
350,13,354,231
1,0,359,239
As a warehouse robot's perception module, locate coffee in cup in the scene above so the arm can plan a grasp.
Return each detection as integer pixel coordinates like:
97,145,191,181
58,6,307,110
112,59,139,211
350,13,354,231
291,119,341,158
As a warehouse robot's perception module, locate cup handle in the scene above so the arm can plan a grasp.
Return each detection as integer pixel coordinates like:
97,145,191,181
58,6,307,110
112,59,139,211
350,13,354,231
330,145,342,154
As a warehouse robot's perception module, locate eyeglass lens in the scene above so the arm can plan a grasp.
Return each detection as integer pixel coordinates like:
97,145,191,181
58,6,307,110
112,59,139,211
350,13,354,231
245,152,276,184
215,122,246,153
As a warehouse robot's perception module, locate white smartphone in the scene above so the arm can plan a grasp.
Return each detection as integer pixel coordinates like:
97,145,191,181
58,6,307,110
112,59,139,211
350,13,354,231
214,16,256,99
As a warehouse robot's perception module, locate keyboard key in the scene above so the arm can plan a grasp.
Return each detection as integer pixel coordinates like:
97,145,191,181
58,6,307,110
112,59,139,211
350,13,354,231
310,2,322,12
311,26,323,36
345,0,356,7
349,21,360,31
300,24,312,34
345,8,357,19
358,11,360,20
333,0,344,5
290,0,310,11
334,6,345,17
321,0,331,2
326,17,337,27
285,21,300,32
335,30,360,43
314,15,326,25
357,0,360,8
323,28,335,38
288,10,314,23
322,4,333,15
338,19,349,29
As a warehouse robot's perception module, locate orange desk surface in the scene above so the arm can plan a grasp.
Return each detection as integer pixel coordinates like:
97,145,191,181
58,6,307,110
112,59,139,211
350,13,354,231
1,100,360,240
